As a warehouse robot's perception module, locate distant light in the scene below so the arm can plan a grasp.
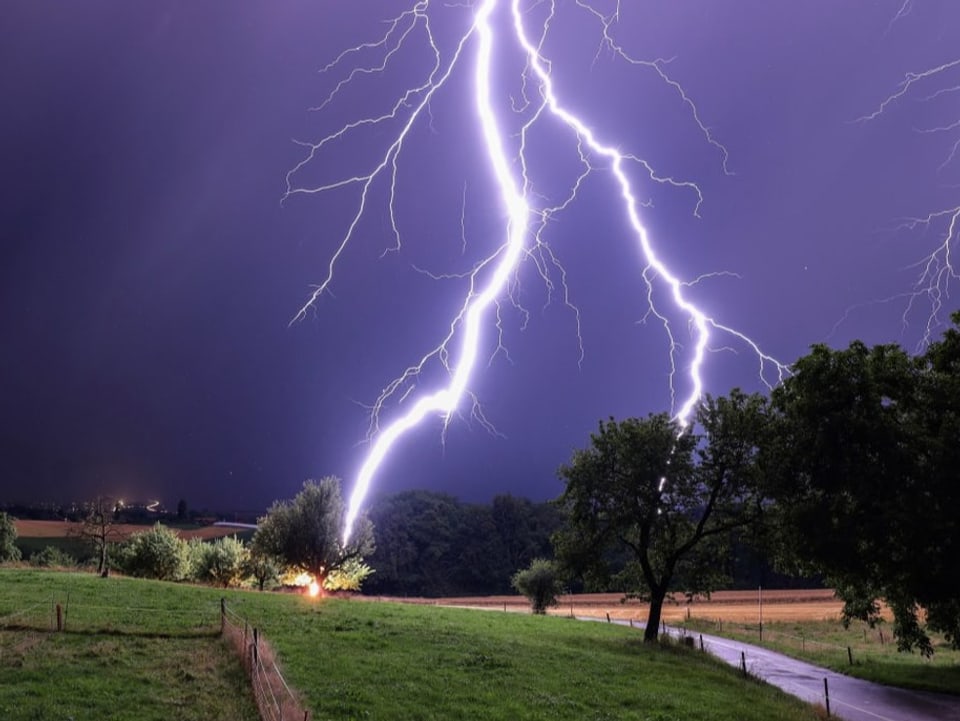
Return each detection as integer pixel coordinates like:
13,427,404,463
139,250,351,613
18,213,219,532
308,581,321,598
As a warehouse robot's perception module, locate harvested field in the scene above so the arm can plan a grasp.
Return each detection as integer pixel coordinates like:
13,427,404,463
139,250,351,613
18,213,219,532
13,519,242,541
389,589,844,624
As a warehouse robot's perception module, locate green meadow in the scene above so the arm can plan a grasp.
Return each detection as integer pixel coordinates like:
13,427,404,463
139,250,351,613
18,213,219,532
0,569,824,720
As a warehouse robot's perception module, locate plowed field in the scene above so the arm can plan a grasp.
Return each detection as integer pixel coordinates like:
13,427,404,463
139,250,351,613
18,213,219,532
13,519,242,541
391,589,843,623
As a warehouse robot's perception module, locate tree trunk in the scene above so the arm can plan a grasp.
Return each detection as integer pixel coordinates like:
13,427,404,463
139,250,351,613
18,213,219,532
99,544,109,577
644,590,667,642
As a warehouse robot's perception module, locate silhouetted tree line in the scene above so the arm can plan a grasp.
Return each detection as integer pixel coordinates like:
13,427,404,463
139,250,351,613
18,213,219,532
363,491,562,597
361,489,800,598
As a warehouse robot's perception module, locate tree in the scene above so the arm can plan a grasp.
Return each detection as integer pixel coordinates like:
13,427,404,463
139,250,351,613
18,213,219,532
70,496,124,577
119,523,188,580
252,477,374,588
0,512,22,563
767,318,960,654
554,391,768,642
512,558,564,614
243,548,282,591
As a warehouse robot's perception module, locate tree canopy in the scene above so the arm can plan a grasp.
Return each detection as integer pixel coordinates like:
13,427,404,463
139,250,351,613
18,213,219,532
252,477,374,587
554,390,769,641
767,312,960,654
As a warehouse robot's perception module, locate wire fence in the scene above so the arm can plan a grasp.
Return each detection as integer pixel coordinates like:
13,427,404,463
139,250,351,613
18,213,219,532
704,619,858,665
221,600,309,721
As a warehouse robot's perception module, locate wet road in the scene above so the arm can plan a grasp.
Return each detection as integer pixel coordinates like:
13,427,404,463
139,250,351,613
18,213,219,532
585,618,960,721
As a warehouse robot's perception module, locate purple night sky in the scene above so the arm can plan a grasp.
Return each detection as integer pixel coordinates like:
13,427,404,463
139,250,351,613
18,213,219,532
2,1,958,512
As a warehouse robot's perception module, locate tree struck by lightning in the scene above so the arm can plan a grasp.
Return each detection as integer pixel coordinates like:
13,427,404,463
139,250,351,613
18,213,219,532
284,1,786,544
855,9,960,349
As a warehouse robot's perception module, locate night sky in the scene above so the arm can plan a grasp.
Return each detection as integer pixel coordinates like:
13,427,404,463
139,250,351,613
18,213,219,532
2,1,958,513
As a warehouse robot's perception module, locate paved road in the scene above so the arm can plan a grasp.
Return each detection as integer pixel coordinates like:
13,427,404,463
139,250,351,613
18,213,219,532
583,617,960,721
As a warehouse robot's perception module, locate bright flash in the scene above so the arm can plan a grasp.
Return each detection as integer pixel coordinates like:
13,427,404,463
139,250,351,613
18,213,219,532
308,581,321,598
288,1,786,545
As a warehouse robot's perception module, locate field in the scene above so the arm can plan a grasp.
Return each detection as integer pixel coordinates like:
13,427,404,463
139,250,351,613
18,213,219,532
0,570,259,721
12,519,251,563
401,588,845,623
13,519,244,541
0,570,825,721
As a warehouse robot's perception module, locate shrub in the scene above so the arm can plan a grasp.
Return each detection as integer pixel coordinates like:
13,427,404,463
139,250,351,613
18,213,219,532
30,545,77,568
512,558,565,614
119,523,188,580
0,512,21,563
192,536,249,588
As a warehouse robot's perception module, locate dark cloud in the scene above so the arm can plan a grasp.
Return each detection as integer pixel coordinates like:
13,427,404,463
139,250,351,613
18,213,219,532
2,1,957,511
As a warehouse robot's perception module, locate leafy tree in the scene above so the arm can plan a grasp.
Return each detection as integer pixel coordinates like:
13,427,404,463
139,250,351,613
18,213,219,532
0,512,22,563
768,318,960,654
512,558,564,614
70,496,124,577
119,523,188,581
252,477,374,588
243,548,282,591
554,391,768,642
192,536,249,588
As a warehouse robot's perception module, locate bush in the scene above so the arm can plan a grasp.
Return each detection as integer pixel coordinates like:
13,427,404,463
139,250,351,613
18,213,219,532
191,536,248,588
512,558,565,614
30,545,77,568
119,523,188,580
0,512,21,563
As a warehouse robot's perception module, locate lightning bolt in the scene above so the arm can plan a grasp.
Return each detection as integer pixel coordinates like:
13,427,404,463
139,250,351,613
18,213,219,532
285,1,786,545
853,30,960,349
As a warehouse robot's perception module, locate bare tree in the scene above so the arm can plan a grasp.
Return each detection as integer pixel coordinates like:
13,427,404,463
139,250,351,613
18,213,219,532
70,496,125,577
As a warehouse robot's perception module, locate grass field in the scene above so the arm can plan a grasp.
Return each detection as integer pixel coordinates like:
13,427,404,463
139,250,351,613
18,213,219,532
0,570,259,721
0,569,826,721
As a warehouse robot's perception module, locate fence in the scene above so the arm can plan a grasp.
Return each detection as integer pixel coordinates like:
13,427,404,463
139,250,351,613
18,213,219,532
705,619,858,665
221,600,309,721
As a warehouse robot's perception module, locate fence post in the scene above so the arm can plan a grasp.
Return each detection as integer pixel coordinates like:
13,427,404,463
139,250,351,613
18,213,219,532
759,622,763,642
253,628,260,666
740,651,747,676
55,604,63,632
847,646,853,666
699,634,704,652
823,677,831,717
606,613,610,623
221,598,226,635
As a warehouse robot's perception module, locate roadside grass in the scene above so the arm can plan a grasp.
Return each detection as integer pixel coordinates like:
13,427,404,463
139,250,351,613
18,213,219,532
680,617,960,696
0,569,259,721
0,569,826,721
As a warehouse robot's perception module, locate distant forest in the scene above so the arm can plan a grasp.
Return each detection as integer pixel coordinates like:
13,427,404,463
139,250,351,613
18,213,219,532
361,490,812,597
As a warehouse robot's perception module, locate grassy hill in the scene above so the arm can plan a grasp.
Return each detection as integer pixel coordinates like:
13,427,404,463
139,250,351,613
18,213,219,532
0,569,824,720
